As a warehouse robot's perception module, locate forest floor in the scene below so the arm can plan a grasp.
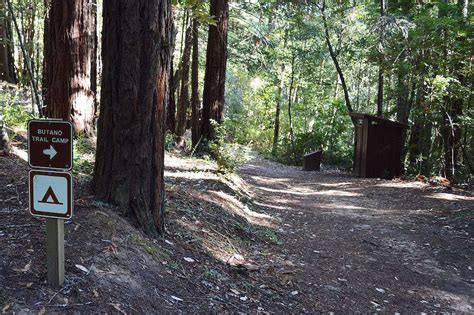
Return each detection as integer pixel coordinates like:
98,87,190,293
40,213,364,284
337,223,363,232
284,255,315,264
0,132,473,313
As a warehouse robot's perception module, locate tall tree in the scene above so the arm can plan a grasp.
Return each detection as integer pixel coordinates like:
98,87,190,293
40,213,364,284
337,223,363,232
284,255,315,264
376,0,385,117
43,0,96,135
0,0,12,82
176,12,193,146
167,9,177,132
201,0,229,141
272,65,285,155
191,18,201,148
4,0,16,83
320,0,354,123
93,0,171,236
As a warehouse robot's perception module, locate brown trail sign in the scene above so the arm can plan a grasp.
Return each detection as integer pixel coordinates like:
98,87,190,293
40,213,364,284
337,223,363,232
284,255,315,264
28,120,73,171
27,119,74,287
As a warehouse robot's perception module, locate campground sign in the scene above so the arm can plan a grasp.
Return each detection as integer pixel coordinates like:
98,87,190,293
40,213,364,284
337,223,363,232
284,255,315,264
29,170,73,220
27,119,74,287
28,120,73,171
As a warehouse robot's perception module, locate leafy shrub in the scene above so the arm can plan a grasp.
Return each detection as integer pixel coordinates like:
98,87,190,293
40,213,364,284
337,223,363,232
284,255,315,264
165,131,175,151
0,103,32,128
209,120,250,173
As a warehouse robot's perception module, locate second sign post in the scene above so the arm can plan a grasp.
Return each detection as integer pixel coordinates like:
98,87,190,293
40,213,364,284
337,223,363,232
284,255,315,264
28,119,73,287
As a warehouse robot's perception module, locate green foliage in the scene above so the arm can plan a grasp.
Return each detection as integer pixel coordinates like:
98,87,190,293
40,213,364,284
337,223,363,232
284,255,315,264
209,120,251,174
0,92,33,128
72,135,95,179
0,103,32,128
165,131,176,151
223,0,473,183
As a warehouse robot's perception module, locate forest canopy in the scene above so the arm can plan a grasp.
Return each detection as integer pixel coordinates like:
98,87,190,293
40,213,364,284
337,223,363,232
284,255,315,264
1,0,473,186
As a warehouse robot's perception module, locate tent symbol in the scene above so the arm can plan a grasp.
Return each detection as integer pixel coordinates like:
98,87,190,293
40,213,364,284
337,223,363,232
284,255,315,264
38,186,63,205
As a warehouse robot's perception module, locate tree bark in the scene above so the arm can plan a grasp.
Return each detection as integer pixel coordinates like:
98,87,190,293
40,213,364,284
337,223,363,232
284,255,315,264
91,0,98,116
167,9,178,132
0,0,11,82
191,19,201,148
5,1,16,83
167,61,177,132
288,53,297,165
176,13,193,146
376,0,385,117
201,0,229,141
43,0,96,136
272,65,285,155
93,0,171,236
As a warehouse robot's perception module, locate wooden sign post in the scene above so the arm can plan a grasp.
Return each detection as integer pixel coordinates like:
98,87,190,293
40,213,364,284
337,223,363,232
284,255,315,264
28,119,73,288
46,218,65,287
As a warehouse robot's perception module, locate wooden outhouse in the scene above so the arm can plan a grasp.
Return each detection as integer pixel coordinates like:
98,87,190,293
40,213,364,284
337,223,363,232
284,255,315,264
350,113,408,179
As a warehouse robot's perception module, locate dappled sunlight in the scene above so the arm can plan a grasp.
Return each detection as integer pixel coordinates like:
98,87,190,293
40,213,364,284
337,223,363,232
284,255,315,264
164,170,220,181
256,186,362,197
419,287,473,312
253,200,289,211
319,182,353,187
192,190,277,228
11,146,27,162
427,193,474,202
319,203,367,211
376,181,426,189
210,190,276,225
249,174,292,184
165,152,216,172
175,217,244,264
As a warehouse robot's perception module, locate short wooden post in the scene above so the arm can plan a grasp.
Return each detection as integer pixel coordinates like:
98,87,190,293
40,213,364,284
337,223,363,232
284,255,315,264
46,218,64,287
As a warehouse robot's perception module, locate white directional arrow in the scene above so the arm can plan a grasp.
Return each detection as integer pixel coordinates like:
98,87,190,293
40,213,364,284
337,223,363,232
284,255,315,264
43,145,57,160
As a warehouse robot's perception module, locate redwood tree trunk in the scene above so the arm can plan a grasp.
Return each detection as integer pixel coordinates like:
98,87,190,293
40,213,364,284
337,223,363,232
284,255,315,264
5,3,16,83
93,0,171,236
167,61,177,132
43,0,96,135
176,13,193,146
0,0,13,82
191,19,201,148
201,0,229,141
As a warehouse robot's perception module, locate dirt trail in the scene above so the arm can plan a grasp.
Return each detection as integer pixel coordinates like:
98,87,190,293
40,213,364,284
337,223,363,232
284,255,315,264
239,156,474,312
1,149,473,313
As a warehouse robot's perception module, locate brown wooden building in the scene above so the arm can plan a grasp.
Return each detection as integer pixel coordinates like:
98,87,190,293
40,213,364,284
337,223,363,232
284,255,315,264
350,113,408,179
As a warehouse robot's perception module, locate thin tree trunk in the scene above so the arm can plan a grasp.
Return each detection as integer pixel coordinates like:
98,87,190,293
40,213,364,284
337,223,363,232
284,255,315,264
0,0,11,82
321,0,354,124
7,0,41,115
5,1,16,83
94,0,171,236
376,0,385,117
167,60,177,131
288,53,297,165
272,65,285,155
166,7,177,132
43,0,96,135
201,0,229,141
355,60,363,111
176,13,192,146
191,19,201,148
175,8,188,106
